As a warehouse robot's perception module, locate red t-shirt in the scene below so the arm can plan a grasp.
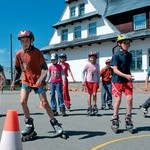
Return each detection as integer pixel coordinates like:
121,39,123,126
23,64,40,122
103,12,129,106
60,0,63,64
59,62,69,77
15,47,46,87
100,67,113,82
48,64,63,83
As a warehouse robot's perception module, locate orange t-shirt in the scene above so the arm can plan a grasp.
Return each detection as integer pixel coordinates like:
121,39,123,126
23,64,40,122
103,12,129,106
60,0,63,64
15,47,46,87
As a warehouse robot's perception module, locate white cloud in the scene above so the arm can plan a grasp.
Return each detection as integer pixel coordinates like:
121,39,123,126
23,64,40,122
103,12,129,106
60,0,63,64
0,48,6,54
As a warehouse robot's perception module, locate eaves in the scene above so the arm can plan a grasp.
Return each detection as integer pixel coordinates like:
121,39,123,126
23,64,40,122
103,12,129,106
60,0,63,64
53,11,101,29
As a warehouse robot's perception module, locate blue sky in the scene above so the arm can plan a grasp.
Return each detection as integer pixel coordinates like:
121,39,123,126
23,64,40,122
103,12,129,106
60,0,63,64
0,0,65,67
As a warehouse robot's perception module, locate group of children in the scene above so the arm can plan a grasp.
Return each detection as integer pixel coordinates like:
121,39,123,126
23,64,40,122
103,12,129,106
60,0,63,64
1,29,150,139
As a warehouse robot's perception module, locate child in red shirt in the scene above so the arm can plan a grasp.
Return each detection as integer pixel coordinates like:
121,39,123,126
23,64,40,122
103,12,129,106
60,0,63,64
59,53,76,110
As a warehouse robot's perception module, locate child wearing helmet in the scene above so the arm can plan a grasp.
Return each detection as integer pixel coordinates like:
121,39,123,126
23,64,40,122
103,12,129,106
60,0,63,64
46,53,66,116
59,53,76,110
100,59,113,110
0,64,6,94
111,34,135,133
82,51,100,116
10,30,64,139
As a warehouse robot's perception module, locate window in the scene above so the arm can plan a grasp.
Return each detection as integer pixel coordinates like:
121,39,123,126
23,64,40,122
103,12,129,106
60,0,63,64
61,29,68,41
70,6,76,18
147,49,150,67
79,3,85,16
88,22,97,36
133,13,146,30
130,49,142,70
74,26,81,39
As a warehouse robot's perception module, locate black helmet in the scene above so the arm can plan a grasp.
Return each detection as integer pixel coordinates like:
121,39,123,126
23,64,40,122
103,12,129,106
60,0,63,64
59,53,67,60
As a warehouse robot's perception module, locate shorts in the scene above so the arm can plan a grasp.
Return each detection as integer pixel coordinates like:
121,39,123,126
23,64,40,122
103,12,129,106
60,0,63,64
85,82,99,94
21,84,47,94
112,82,133,97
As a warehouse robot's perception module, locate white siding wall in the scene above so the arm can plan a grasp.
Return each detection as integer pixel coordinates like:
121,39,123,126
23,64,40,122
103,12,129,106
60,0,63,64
47,38,150,82
61,0,96,21
50,17,116,45
47,0,150,82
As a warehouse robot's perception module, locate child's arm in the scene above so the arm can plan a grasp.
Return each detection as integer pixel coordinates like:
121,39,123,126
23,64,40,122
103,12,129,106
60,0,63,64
68,66,76,82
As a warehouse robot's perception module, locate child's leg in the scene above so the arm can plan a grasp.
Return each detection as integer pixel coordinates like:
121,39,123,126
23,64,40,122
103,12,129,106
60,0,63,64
63,79,71,108
87,93,92,106
126,95,133,115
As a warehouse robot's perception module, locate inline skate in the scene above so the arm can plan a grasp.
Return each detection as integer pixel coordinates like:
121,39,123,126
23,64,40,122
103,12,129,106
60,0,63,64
125,114,134,134
92,105,98,116
21,118,37,142
111,115,120,134
87,106,92,116
50,118,68,139
139,105,148,118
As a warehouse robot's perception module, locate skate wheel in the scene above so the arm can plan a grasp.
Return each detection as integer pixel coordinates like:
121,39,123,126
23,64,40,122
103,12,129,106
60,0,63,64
61,133,69,139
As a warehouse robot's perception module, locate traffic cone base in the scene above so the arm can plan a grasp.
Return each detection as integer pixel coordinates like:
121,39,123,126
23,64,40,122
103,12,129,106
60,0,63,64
0,131,22,150
0,109,23,150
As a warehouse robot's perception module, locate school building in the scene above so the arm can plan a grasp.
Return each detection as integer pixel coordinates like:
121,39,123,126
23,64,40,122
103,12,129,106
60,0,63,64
41,0,150,82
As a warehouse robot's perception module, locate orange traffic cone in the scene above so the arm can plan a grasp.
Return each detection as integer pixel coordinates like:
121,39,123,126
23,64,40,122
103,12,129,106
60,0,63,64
0,109,23,150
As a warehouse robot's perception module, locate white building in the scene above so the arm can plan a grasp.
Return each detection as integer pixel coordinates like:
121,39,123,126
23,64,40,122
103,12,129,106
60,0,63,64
41,0,150,82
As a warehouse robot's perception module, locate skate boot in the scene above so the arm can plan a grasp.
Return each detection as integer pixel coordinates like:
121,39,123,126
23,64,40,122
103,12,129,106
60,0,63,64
139,105,148,117
92,105,98,116
21,118,37,142
111,115,120,134
125,114,134,134
50,118,68,139
60,108,66,117
87,106,92,116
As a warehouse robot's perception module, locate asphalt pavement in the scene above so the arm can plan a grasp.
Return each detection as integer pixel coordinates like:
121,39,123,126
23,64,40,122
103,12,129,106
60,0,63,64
0,91,150,150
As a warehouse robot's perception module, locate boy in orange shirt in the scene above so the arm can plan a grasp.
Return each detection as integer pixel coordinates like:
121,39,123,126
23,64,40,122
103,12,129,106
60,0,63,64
10,30,64,140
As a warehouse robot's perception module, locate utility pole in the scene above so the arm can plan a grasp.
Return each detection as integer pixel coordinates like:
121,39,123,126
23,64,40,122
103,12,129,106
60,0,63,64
10,34,13,82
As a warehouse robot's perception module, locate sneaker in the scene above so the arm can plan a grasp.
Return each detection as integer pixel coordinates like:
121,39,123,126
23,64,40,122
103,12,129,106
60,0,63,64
139,106,148,117
108,104,113,110
66,106,71,111
60,108,66,117
101,106,106,110
52,110,58,116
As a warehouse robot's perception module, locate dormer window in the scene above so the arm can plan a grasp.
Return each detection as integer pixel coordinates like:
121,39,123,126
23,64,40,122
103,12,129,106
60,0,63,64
133,13,146,30
70,6,76,18
79,3,85,16
61,29,68,41
88,22,97,36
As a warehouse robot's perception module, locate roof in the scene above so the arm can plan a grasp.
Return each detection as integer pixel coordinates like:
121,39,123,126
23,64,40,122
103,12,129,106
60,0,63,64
53,11,100,29
41,29,150,53
105,0,150,16
41,33,118,53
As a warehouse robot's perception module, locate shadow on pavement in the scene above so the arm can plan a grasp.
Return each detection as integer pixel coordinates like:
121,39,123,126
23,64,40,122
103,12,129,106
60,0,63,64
134,126,150,133
35,130,107,140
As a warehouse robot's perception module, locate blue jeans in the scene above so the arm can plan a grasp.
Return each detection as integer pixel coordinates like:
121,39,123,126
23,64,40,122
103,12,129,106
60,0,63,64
101,82,112,107
142,97,150,109
50,82,65,111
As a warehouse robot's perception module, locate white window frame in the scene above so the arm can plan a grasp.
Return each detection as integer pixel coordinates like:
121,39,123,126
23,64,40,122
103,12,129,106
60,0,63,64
74,26,81,39
133,13,146,30
70,6,76,18
79,3,85,16
88,22,97,36
61,29,68,42
130,49,142,70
